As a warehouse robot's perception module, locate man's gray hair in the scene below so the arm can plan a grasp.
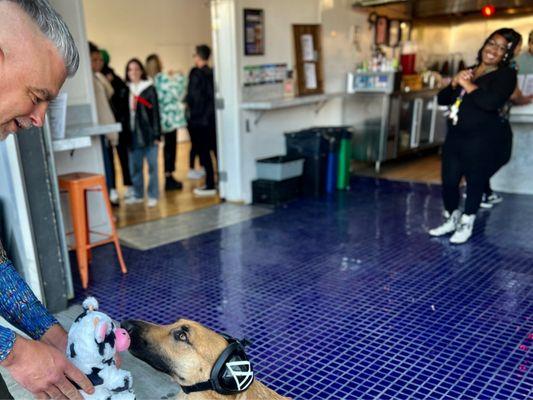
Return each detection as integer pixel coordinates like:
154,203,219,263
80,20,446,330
5,0,79,76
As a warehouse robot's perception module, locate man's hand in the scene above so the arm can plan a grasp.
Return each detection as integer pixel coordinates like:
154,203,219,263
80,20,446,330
40,324,68,353
1,336,94,399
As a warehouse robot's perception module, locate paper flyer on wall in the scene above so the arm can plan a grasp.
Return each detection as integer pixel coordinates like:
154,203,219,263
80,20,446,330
301,34,315,62
304,63,317,89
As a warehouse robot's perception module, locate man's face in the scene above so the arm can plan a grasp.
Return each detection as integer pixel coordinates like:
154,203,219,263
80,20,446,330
193,53,206,68
0,2,68,140
529,37,533,55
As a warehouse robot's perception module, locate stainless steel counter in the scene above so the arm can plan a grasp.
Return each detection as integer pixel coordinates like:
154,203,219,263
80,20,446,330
343,89,446,172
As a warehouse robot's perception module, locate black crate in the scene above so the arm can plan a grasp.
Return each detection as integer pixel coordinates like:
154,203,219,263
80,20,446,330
252,177,301,206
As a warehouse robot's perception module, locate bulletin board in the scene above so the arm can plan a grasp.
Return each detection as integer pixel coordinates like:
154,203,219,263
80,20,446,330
292,24,324,97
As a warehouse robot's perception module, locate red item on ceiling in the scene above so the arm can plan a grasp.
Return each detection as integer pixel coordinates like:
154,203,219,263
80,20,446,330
481,5,496,17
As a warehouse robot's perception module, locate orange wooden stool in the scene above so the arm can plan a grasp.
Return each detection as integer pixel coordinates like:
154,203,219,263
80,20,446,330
58,172,127,289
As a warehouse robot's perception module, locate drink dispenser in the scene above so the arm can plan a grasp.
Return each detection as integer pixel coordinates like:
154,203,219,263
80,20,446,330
400,41,417,75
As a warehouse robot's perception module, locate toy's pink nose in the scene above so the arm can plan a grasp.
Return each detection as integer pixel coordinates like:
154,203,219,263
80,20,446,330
115,328,131,352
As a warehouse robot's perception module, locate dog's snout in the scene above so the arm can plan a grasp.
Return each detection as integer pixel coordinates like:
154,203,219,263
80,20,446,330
121,319,141,335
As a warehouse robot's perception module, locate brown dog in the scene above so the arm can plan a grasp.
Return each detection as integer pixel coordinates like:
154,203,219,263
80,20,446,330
122,319,290,400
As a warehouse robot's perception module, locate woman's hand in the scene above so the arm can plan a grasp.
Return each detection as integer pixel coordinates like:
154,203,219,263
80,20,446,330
452,70,469,88
452,69,473,87
454,69,478,93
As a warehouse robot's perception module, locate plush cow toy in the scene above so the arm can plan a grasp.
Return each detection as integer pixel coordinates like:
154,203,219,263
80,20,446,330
67,297,135,399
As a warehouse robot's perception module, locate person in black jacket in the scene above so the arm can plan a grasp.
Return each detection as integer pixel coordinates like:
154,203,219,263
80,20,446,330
123,58,162,208
101,62,134,198
429,28,518,244
186,45,217,197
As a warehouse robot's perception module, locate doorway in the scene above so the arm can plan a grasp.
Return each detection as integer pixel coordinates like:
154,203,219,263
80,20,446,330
83,0,222,228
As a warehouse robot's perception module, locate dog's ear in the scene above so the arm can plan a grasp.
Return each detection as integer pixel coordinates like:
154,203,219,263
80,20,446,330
95,320,110,343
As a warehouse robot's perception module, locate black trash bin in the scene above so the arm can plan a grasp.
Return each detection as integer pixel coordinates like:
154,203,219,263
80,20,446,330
285,126,352,196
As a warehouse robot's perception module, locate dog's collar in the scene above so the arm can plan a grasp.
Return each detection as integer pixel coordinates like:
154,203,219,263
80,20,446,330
180,380,217,395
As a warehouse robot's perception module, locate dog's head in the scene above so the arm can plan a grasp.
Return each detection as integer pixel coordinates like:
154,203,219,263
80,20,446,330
122,319,233,386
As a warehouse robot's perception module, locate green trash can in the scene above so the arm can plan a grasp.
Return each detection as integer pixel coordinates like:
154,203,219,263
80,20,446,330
337,133,352,190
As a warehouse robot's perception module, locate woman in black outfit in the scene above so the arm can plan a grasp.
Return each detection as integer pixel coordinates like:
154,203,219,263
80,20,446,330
429,29,518,244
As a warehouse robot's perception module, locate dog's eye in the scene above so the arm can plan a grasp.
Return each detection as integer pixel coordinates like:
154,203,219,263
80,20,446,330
173,330,188,342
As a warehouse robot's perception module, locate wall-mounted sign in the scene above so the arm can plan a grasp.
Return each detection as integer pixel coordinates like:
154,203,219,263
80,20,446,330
244,9,264,56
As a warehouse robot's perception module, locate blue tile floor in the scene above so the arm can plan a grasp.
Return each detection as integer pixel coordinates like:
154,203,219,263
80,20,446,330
73,177,533,399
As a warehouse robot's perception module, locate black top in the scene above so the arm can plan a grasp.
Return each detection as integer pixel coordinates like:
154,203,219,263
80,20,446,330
117,85,161,149
185,66,215,128
437,66,517,137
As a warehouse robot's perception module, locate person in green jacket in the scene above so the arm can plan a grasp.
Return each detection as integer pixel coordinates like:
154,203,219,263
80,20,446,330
146,54,187,191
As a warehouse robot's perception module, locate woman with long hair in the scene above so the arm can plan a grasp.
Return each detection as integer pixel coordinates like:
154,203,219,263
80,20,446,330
123,58,162,208
145,54,187,191
429,28,519,244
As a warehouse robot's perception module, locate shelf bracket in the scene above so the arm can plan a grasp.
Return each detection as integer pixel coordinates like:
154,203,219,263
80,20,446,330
254,111,266,125
314,99,328,114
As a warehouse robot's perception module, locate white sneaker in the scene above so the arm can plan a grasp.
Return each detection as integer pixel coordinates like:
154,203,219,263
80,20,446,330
147,198,158,208
187,169,204,180
125,186,136,199
125,196,143,205
429,210,461,237
450,214,476,244
193,187,217,197
481,193,503,209
109,189,119,204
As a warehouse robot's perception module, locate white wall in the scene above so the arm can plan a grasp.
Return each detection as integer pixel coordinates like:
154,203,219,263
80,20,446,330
414,14,533,68
51,0,96,108
227,0,373,203
83,0,212,77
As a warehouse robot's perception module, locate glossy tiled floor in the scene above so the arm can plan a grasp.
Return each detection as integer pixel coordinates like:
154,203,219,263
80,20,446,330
74,178,533,399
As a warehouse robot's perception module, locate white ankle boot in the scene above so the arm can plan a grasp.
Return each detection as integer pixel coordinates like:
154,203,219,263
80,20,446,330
429,210,462,237
450,214,476,244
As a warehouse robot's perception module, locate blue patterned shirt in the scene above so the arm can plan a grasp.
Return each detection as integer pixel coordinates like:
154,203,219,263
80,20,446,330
0,243,58,361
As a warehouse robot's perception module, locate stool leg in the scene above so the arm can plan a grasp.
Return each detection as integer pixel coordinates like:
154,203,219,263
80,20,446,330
68,186,90,289
100,185,128,274
85,197,92,263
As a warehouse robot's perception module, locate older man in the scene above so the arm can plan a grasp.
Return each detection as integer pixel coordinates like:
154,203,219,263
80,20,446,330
0,1,94,399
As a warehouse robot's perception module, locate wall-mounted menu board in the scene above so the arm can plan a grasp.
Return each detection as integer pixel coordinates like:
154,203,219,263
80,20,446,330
292,24,324,97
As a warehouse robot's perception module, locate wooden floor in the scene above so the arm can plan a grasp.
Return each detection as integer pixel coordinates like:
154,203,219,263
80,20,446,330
353,153,442,184
112,141,220,228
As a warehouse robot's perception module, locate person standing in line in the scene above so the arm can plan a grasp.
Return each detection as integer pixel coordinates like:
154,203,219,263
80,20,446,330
100,52,135,201
124,58,162,208
516,30,533,76
481,31,531,209
186,44,217,197
89,42,120,205
145,53,186,191
429,28,518,244
0,1,95,398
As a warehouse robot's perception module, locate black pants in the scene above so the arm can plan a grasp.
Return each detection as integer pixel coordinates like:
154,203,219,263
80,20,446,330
101,137,116,190
0,375,13,400
117,140,132,187
189,146,198,169
484,125,513,196
441,134,495,215
188,124,216,189
164,130,178,174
